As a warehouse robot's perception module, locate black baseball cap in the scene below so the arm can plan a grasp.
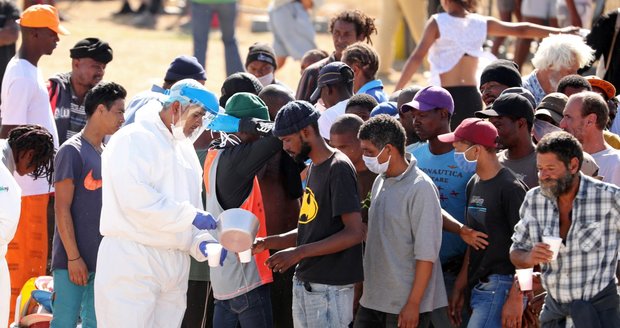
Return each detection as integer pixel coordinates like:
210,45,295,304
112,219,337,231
475,93,534,124
310,61,353,102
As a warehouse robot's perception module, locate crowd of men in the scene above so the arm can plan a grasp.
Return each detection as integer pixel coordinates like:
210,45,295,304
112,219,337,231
1,1,620,328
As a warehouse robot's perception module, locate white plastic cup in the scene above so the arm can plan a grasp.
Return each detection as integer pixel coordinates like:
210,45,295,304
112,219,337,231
515,268,534,291
206,243,223,267
238,249,252,263
542,236,563,261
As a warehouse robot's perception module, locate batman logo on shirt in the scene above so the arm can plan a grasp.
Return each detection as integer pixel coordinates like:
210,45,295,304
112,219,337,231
299,187,318,224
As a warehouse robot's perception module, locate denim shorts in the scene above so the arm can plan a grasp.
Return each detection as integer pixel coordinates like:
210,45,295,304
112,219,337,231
292,276,355,328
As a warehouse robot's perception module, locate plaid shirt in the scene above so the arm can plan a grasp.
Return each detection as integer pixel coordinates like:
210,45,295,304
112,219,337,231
511,173,620,303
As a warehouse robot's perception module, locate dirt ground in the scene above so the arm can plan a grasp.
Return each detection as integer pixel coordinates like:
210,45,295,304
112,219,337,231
39,0,379,99
40,0,620,99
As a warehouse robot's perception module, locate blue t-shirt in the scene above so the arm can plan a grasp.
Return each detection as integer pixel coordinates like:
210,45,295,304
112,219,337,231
51,133,104,272
412,144,473,264
357,79,388,103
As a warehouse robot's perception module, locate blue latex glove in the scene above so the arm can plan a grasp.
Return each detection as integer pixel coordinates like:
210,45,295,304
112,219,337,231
199,241,228,266
192,212,217,230
207,113,240,133
179,85,220,115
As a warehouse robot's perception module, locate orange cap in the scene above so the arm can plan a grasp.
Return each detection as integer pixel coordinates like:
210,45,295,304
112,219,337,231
585,75,617,100
17,5,69,35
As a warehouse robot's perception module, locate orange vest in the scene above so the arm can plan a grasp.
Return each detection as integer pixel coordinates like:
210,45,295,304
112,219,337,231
204,150,272,287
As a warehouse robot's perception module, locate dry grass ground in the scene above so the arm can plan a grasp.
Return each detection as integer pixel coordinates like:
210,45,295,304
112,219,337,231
39,0,381,99
39,0,620,99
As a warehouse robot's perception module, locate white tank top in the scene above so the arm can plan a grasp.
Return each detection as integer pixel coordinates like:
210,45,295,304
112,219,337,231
428,13,495,85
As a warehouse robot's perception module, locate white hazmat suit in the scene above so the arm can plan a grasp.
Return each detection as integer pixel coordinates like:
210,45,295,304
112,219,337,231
94,103,210,328
0,162,20,328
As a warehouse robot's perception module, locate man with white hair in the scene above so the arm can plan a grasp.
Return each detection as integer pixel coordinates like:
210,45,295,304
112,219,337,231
94,79,221,327
522,34,595,106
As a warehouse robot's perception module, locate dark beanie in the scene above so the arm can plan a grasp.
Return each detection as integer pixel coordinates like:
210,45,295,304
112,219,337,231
273,100,320,137
220,72,263,107
70,38,113,64
480,59,522,88
245,42,277,69
164,55,206,82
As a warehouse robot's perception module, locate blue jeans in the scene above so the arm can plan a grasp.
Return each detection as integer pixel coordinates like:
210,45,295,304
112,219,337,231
292,276,355,328
467,274,513,328
50,269,96,328
213,284,273,328
191,1,244,76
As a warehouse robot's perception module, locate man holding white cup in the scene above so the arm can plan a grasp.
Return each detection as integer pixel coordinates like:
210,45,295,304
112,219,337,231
511,131,620,326
95,79,221,328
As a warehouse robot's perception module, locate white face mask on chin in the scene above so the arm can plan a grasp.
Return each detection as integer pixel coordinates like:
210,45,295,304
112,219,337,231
171,110,188,141
257,72,274,87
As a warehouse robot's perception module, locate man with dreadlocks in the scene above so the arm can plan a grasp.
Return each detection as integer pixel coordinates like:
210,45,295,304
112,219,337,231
0,124,54,327
296,9,377,104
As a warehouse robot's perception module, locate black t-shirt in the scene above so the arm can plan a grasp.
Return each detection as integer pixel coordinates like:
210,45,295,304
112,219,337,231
465,168,527,287
0,0,18,97
296,150,364,285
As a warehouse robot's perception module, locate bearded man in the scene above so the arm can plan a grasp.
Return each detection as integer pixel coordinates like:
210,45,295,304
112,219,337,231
510,131,620,327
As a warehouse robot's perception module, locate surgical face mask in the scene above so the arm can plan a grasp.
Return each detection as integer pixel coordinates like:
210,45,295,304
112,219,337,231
257,72,274,87
454,145,478,173
362,147,391,174
532,118,562,142
171,108,190,141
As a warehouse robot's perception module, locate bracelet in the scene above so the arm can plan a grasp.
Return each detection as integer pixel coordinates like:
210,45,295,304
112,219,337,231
68,256,81,261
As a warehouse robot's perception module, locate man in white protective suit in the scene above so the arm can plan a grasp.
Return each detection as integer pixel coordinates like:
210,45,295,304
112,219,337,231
94,79,221,328
0,124,55,327
0,162,19,328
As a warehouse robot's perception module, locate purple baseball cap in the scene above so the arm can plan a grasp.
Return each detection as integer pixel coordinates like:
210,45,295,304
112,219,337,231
400,85,454,114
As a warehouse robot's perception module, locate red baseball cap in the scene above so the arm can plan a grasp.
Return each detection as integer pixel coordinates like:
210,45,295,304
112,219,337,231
17,4,69,35
437,117,498,148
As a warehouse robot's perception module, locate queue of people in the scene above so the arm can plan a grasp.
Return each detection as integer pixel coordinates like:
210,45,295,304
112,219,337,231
1,1,620,328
